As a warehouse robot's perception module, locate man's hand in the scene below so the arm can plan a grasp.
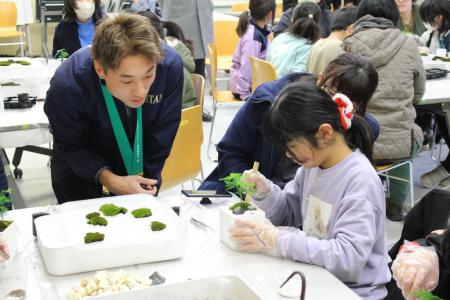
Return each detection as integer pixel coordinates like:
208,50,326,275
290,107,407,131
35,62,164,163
99,169,158,195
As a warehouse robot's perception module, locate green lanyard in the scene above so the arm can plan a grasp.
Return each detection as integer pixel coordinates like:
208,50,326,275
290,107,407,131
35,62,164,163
100,81,143,175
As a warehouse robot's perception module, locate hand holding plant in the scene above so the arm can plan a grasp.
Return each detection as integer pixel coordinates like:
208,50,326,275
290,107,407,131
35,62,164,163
242,170,271,199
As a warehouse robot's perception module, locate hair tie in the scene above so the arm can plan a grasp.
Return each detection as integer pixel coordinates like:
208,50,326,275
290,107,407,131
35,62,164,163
332,93,353,130
308,13,313,19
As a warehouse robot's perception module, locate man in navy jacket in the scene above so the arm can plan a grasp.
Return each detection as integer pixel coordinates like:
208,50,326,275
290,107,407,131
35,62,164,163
45,13,183,203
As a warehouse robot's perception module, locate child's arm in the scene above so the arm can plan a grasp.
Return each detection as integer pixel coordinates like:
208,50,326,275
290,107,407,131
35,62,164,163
276,195,383,282
248,168,305,228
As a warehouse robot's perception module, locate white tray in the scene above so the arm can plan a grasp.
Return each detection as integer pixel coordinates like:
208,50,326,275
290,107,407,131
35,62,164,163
88,275,262,300
35,195,188,276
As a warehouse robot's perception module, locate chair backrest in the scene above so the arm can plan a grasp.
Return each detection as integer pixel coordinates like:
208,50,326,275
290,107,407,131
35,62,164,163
160,105,203,191
213,20,239,58
191,73,205,108
250,56,277,91
0,2,18,29
207,43,218,91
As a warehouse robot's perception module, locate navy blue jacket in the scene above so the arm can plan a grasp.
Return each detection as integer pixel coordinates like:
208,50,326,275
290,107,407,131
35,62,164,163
53,21,81,57
200,72,380,193
44,45,183,202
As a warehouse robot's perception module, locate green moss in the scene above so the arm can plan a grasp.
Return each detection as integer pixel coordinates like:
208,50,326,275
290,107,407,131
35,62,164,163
131,208,152,218
229,202,251,211
87,216,108,226
99,203,127,216
86,212,100,220
0,220,12,232
432,56,450,62
84,232,105,244
15,60,31,65
151,221,166,231
0,61,11,66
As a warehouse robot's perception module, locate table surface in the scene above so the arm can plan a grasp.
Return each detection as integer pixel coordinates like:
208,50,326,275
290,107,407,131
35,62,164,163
0,195,360,300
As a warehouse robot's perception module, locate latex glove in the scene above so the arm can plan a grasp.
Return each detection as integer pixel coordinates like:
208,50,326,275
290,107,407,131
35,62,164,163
242,169,271,199
0,241,9,263
229,218,278,254
392,242,439,300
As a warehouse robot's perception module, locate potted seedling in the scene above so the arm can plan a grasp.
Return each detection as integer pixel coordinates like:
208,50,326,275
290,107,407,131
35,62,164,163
0,189,18,262
55,49,69,63
218,165,266,250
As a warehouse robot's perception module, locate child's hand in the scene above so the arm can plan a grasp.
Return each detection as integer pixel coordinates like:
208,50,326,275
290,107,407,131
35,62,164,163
0,241,9,263
229,218,278,254
392,242,439,299
242,170,271,199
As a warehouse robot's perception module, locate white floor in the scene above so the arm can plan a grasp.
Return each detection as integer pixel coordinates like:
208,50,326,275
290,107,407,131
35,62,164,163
3,68,445,248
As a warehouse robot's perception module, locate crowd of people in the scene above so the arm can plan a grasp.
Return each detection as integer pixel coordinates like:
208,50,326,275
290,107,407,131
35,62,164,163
1,0,450,299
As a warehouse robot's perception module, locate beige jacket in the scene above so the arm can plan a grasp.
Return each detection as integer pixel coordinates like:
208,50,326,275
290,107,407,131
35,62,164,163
341,15,425,160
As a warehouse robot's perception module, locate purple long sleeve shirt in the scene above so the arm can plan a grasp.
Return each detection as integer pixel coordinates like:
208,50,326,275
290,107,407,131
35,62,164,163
229,19,271,100
254,150,391,300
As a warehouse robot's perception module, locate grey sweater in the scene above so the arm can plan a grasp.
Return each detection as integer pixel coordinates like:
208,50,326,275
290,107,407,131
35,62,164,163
341,15,425,160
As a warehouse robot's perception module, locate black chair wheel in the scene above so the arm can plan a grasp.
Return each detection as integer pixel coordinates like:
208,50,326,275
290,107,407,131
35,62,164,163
13,168,23,179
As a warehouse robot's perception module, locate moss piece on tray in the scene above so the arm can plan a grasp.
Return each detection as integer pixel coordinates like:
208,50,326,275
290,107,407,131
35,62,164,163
87,216,108,226
131,208,152,218
99,203,127,216
84,232,104,244
86,212,100,220
0,220,13,232
14,60,31,65
0,61,11,66
151,221,166,231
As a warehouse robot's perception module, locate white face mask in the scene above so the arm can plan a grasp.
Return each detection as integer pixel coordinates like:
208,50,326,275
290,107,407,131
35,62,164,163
75,2,95,20
424,22,438,32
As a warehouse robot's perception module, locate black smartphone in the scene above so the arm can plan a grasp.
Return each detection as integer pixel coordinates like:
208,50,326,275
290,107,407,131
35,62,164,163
181,190,232,198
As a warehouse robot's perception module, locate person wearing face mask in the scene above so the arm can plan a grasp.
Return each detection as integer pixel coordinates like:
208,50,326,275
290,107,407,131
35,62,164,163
52,0,104,57
419,0,450,54
44,13,183,203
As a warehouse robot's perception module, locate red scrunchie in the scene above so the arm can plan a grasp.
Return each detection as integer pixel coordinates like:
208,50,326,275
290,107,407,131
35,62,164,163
332,93,353,130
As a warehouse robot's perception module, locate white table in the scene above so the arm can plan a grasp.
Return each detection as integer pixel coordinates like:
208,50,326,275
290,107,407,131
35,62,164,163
0,58,59,208
0,196,360,300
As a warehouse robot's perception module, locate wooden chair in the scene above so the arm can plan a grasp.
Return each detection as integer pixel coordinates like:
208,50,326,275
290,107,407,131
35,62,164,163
207,43,243,160
211,20,239,71
231,2,248,13
160,105,204,191
190,73,205,144
0,1,26,57
250,56,277,92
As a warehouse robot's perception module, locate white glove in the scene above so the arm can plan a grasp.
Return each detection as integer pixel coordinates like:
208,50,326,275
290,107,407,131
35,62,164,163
392,241,439,300
229,218,278,254
0,240,9,263
242,169,271,199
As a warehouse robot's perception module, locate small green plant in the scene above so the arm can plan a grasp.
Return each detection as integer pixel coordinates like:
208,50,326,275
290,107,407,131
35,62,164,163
86,212,100,220
87,216,108,226
131,208,152,218
220,173,256,201
413,291,444,300
99,203,127,216
55,49,69,62
84,232,105,244
0,189,11,220
151,221,166,231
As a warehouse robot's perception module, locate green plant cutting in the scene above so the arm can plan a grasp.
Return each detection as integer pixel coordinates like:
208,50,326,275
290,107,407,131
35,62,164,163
413,291,444,300
55,48,69,62
221,173,257,215
0,189,12,232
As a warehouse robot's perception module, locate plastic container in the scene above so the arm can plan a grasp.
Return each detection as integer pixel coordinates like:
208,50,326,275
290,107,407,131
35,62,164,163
88,275,262,300
219,204,266,250
35,195,188,276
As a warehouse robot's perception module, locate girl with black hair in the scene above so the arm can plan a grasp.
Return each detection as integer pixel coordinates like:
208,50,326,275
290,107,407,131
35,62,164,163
419,0,450,53
229,0,276,100
52,0,104,57
229,81,390,300
267,2,321,76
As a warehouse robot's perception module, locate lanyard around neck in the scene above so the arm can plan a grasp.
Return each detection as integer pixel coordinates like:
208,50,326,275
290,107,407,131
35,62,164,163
100,80,143,175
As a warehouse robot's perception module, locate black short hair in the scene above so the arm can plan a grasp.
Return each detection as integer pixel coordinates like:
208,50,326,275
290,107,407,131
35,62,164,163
356,0,400,24
331,6,357,32
420,0,450,32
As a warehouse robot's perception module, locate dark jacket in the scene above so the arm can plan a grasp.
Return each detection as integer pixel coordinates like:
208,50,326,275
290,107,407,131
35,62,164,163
199,72,380,192
52,21,81,57
273,6,331,38
44,45,183,203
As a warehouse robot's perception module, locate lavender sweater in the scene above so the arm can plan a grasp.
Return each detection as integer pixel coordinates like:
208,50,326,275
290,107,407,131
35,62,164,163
229,20,270,100
255,150,391,299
